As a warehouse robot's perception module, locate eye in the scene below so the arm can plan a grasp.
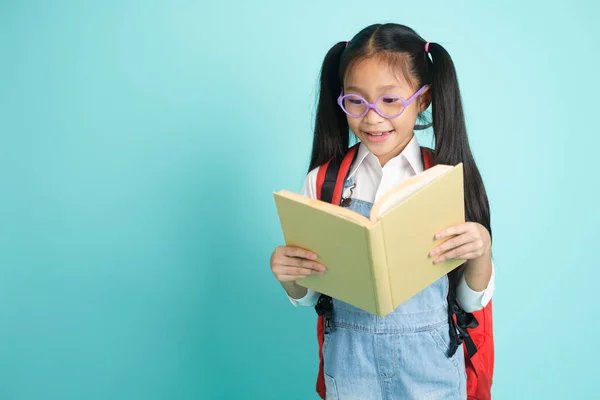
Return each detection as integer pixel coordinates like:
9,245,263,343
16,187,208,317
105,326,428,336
349,99,364,105
381,97,398,104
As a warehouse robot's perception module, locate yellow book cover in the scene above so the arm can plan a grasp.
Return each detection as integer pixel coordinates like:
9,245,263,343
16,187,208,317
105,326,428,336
273,163,465,316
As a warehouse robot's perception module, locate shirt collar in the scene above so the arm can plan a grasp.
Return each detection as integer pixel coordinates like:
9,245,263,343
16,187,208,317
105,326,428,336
347,134,424,179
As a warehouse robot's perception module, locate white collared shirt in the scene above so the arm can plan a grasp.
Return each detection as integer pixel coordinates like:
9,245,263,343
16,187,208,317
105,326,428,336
287,135,495,313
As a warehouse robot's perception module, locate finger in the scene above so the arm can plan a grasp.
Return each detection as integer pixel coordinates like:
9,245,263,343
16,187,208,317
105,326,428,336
434,243,479,264
283,246,318,260
435,223,472,240
299,258,326,272
282,257,326,273
430,233,473,257
276,265,323,278
434,243,478,263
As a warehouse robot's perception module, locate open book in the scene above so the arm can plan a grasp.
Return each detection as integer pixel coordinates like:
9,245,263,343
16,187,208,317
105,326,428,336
273,163,465,316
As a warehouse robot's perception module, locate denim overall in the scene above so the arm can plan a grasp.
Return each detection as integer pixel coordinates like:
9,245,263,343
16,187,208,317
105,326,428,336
321,176,467,400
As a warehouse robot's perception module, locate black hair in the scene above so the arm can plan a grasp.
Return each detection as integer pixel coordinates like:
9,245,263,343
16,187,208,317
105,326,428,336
309,23,491,291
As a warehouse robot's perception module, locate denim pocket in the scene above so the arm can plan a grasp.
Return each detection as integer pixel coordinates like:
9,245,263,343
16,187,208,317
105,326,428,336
324,373,338,400
427,324,466,379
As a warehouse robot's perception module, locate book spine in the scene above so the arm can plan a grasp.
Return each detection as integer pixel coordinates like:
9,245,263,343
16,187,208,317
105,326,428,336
366,224,393,316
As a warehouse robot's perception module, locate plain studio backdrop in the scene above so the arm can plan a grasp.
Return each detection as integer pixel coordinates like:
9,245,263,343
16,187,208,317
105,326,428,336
0,1,598,399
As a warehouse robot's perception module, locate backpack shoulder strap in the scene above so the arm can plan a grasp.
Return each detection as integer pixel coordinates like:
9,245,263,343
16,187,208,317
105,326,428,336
316,143,360,205
420,146,436,169
313,143,360,400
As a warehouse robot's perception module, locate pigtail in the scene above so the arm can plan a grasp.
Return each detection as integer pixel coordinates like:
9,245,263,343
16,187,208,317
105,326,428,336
427,42,492,291
428,42,492,239
308,41,350,172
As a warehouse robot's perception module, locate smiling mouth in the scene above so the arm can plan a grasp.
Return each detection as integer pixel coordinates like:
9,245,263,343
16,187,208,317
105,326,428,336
363,129,394,139
364,130,394,136
361,129,394,143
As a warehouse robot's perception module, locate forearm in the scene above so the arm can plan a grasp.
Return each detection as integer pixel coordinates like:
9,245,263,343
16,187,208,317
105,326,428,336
464,249,493,291
281,281,308,299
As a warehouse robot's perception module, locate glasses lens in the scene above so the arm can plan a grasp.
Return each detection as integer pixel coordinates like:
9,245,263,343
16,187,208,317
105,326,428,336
376,96,404,118
342,95,366,116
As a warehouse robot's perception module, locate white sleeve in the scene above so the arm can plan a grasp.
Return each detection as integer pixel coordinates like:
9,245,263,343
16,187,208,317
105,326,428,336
456,261,495,313
285,167,322,307
300,166,319,200
288,288,321,307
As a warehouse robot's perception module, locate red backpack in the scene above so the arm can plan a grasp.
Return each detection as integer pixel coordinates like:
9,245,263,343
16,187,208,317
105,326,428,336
313,143,494,400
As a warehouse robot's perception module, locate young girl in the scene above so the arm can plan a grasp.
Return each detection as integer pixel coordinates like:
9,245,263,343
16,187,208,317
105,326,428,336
270,23,494,399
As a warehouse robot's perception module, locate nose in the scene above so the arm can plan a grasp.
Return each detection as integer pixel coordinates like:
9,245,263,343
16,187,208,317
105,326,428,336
363,107,385,125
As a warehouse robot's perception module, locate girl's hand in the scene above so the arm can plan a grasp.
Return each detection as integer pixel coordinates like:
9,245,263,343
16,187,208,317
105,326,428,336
270,246,326,282
429,222,491,265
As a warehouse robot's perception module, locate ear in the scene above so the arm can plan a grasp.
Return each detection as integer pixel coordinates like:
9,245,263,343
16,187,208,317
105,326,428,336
417,86,432,112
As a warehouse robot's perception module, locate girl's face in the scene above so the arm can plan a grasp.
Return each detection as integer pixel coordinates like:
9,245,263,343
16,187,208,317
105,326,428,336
342,56,430,167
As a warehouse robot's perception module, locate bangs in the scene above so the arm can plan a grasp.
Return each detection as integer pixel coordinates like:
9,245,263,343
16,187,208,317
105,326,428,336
343,49,421,91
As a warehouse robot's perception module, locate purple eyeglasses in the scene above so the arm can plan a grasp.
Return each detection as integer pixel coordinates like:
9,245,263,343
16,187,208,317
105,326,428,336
337,85,428,119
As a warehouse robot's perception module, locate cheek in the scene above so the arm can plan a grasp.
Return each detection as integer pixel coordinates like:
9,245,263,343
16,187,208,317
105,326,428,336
390,119,411,132
347,118,362,135
391,110,420,132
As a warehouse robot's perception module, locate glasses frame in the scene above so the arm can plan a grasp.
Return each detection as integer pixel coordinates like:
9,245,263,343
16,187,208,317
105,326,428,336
337,85,428,119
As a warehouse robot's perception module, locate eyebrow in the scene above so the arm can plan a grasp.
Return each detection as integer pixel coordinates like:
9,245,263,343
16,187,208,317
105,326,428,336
345,84,404,93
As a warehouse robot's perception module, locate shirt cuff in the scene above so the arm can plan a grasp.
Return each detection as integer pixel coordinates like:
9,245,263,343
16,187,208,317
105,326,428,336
288,287,321,307
456,261,495,313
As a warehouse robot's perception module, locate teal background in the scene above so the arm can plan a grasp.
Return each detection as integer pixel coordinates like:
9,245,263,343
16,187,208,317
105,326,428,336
1,0,598,399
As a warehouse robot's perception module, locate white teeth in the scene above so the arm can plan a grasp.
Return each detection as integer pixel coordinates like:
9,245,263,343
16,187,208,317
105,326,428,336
367,131,389,136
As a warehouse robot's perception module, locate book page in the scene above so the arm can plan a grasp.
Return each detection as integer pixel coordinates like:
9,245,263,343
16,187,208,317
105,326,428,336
377,163,465,310
274,190,371,226
370,165,453,221
273,192,382,314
